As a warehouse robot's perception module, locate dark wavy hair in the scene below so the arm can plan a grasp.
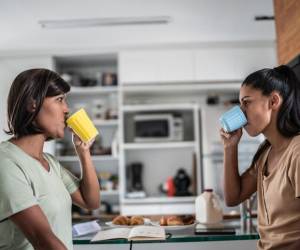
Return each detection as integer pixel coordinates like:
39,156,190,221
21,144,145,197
242,65,300,165
5,68,70,138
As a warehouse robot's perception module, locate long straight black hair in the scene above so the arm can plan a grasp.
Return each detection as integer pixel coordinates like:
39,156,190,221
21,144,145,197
242,65,300,165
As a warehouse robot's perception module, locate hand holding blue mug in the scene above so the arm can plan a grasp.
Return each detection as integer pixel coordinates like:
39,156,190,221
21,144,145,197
219,106,247,133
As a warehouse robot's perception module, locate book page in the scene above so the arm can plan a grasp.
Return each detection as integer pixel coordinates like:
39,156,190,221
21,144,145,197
91,228,130,242
128,226,166,241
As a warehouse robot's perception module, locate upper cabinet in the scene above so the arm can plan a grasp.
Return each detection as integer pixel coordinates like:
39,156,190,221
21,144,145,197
119,44,277,85
119,49,195,84
195,46,277,81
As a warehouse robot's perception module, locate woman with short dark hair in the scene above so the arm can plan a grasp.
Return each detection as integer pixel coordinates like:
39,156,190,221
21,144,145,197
221,65,300,249
0,68,100,250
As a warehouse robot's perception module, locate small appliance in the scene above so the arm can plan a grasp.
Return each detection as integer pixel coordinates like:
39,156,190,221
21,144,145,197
133,113,183,142
126,162,146,199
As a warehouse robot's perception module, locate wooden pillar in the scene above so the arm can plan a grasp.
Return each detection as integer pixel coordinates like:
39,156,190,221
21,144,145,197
273,0,300,64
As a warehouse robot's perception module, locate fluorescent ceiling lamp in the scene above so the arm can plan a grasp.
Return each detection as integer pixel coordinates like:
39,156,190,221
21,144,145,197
39,16,172,29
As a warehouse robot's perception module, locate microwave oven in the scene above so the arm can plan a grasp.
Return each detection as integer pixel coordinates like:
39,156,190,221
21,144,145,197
133,114,183,142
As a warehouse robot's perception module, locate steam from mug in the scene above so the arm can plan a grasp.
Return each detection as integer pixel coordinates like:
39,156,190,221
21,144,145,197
219,106,247,133
66,108,99,142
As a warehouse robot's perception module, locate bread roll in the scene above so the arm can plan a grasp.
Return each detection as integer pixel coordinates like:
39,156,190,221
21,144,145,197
130,216,144,225
159,216,168,226
167,216,184,226
181,215,195,225
112,215,130,225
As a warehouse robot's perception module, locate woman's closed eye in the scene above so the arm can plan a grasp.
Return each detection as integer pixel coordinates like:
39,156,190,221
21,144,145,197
242,100,250,108
56,95,66,103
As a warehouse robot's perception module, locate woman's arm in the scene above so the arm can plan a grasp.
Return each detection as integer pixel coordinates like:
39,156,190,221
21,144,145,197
71,134,100,210
221,128,257,206
10,205,67,250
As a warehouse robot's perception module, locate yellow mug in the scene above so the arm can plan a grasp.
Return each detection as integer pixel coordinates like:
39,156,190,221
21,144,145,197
66,108,99,143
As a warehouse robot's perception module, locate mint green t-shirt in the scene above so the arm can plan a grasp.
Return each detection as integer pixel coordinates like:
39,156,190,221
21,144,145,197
0,141,80,250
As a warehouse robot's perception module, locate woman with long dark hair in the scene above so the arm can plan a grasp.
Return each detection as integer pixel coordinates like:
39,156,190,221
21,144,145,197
221,65,300,249
0,69,100,250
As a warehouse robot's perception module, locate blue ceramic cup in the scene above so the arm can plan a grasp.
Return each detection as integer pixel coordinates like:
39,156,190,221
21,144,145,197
219,106,247,133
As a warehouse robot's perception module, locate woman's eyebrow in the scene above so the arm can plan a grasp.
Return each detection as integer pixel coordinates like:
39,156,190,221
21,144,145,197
241,96,251,102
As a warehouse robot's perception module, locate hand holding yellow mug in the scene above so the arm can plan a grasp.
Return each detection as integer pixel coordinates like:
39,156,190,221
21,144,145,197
66,108,99,143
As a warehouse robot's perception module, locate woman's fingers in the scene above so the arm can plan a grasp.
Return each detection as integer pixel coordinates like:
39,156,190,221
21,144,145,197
71,132,96,150
220,128,231,139
72,133,81,145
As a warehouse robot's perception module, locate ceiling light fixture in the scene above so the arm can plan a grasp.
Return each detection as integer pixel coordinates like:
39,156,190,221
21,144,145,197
39,16,172,29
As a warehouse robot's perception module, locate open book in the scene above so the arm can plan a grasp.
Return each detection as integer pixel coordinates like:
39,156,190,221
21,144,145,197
91,226,166,242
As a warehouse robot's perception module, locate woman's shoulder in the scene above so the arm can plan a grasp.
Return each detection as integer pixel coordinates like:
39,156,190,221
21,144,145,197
284,135,300,162
0,141,11,154
0,152,24,176
0,142,18,165
289,135,300,151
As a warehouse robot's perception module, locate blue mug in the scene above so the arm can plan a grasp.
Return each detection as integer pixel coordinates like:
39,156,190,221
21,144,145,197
219,106,247,133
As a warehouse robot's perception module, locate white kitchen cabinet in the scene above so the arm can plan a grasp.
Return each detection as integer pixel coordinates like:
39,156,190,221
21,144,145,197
119,49,195,84
195,46,277,81
119,43,277,85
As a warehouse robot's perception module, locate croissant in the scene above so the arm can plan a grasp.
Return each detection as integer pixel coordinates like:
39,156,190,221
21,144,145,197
112,215,130,225
167,216,184,226
130,216,144,225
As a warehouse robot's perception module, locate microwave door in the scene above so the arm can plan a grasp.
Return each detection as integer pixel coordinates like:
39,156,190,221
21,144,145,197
134,114,173,142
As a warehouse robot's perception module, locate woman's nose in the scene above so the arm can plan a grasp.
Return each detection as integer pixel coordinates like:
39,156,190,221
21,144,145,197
240,106,247,118
64,103,70,114
240,105,245,113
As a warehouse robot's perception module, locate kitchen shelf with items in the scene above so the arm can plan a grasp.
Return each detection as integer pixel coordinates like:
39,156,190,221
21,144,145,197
54,54,120,218
119,103,201,215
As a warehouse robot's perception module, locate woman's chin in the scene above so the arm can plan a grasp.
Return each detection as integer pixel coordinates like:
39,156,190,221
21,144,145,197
55,131,65,139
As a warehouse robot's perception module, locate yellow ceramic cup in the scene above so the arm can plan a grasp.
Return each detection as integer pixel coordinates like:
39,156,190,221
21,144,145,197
66,108,99,143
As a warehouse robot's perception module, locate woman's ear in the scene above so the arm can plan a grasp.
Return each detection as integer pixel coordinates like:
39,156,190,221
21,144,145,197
27,100,37,113
269,92,282,110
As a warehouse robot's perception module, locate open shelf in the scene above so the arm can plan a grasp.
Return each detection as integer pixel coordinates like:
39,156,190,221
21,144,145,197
69,86,119,95
122,82,240,95
93,119,118,126
123,141,196,150
57,155,119,162
101,190,120,196
122,196,196,204
122,103,198,112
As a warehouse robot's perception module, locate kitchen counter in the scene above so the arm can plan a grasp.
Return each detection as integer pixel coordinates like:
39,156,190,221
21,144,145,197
73,223,259,250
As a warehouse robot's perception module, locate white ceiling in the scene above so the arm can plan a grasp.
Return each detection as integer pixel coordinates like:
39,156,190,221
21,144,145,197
0,0,275,54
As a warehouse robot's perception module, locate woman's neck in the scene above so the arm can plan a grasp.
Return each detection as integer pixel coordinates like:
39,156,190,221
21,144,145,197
10,134,46,160
262,112,292,152
264,131,292,153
